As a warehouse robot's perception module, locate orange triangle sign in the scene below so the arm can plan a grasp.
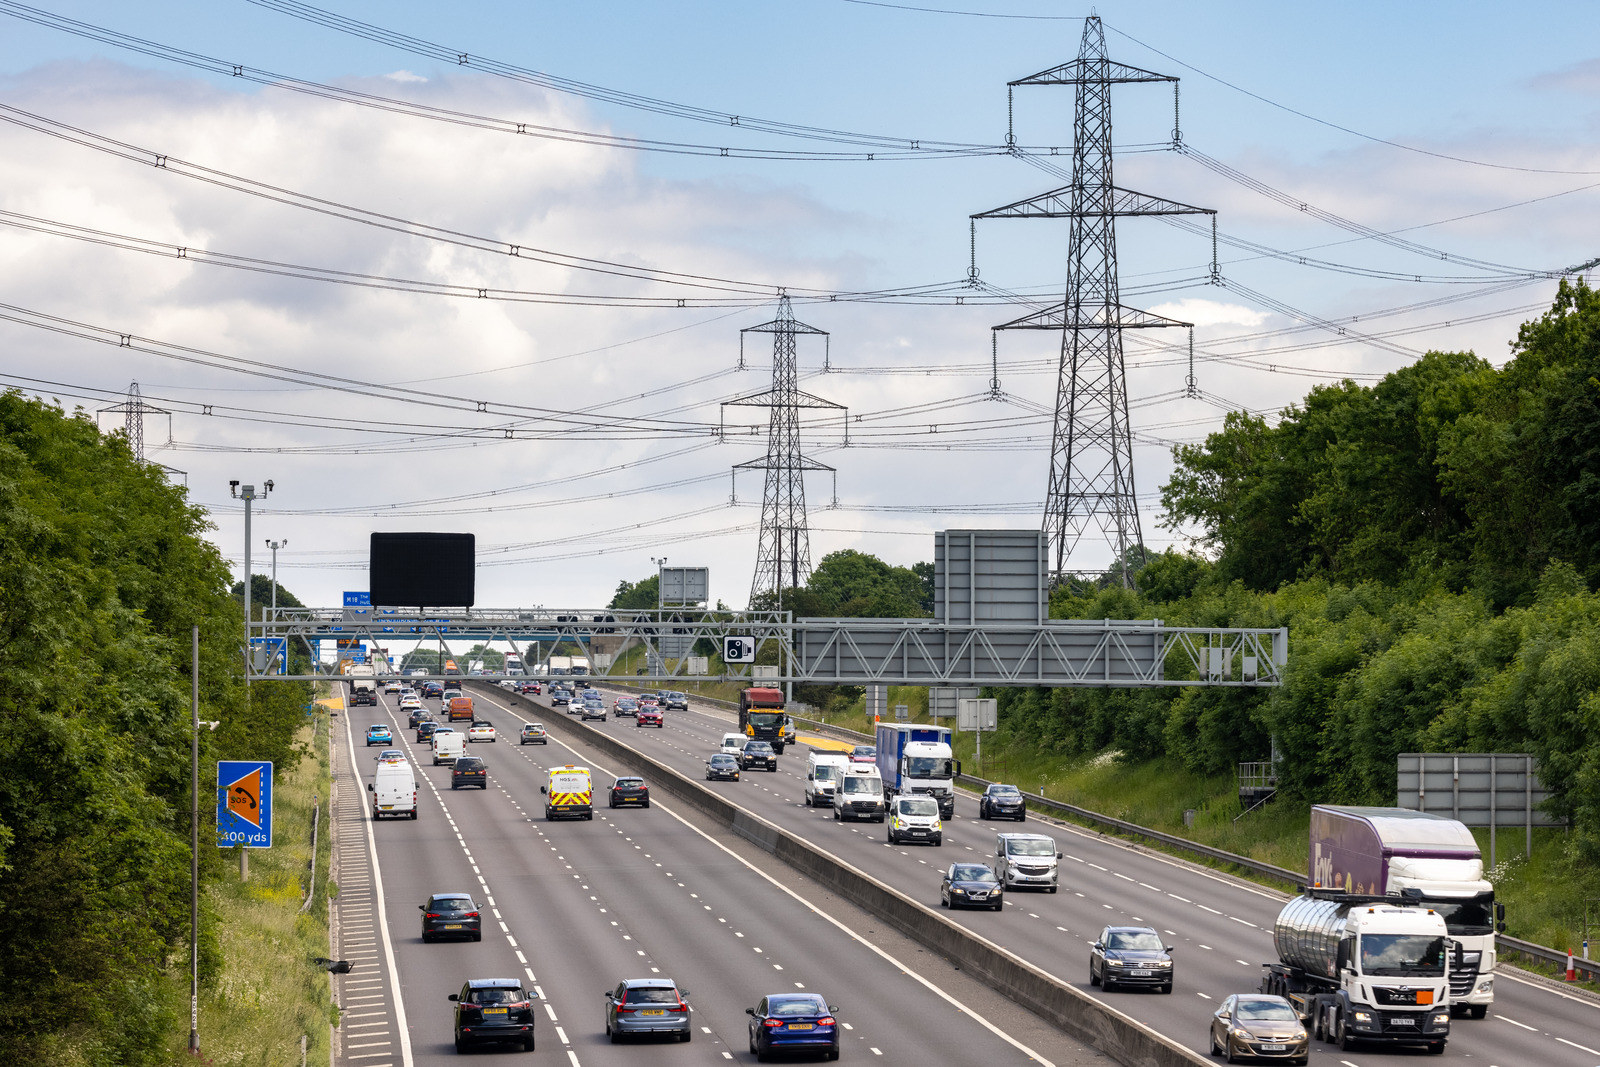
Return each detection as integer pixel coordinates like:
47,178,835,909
227,767,262,828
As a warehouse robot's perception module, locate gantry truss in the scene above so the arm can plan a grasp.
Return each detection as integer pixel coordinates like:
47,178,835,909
248,608,1287,688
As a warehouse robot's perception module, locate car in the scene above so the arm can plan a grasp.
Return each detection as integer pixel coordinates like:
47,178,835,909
739,740,778,772
451,756,488,790
467,720,497,743
408,707,433,729
421,681,444,699
849,744,876,765
720,732,748,757
365,724,391,746
1090,925,1174,993
451,978,536,1053
609,777,650,808
419,892,482,942
550,687,572,707
705,753,741,781
636,707,663,728
399,691,422,706
1209,994,1309,1065
941,862,1004,910
519,723,548,745
373,748,406,763
637,697,661,713
581,700,607,722
416,720,441,743
498,678,517,690
384,679,402,693
746,993,840,1061
518,681,541,695
572,678,591,690
979,782,1027,821
661,692,689,712
613,698,638,717
603,978,691,1043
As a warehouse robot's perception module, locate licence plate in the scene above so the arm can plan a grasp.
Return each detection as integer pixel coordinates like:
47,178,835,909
484,1008,507,1015
444,924,462,930
1129,969,1152,977
1390,1017,1415,1025
640,1009,665,1016
910,829,927,836
380,805,393,810
788,1022,814,1030
1260,1043,1286,1051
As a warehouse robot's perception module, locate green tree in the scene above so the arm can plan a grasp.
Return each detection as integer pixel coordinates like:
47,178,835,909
609,574,659,610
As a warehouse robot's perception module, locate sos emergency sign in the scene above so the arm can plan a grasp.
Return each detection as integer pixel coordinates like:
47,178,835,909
216,760,274,848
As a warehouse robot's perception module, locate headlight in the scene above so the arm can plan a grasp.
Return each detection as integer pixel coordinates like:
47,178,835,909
1352,1012,1372,1023
1230,1027,1253,1040
950,887,965,895
1107,959,1125,967
1156,960,1172,968
1477,979,1493,992
1431,1013,1448,1025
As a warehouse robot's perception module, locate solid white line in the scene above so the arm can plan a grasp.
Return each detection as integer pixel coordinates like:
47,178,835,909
1498,1015,1538,1031
341,709,414,1067
480,689,1057,1067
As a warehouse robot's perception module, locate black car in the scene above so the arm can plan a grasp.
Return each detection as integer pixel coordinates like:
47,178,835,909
940,862,1004,911
408,707,434,729
739,740,778,772
451,978,535,1052
979,782,1027,821
421,681,444,699
550,687,572,707
451,756,488,790
416,720,441,743
705,753,741,781
1089,925,1174,993
420,892,482,942
609,777,650,808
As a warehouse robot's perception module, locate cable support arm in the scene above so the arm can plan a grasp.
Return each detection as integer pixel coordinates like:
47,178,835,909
1009,58,1178,86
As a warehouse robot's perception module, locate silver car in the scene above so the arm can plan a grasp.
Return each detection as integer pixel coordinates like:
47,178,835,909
604,978,691,1043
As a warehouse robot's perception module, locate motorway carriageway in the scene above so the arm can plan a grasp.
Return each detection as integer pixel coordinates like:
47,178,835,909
477,681,1600,1067
336,688,1108,1067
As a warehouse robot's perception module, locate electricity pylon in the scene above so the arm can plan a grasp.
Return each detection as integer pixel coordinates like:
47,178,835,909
974,16,1213,587
722,296,845,607
99,381,168,462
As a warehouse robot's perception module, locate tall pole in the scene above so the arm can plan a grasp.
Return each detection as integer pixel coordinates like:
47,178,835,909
189,623,200,1055
230,481,273,674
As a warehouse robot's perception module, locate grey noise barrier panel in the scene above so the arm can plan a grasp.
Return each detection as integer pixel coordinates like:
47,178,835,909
477,683,1209,1067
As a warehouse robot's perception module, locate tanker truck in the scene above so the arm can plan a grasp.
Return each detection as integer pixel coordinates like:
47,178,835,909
1260,891,1454,1054
1310,805,1501,1017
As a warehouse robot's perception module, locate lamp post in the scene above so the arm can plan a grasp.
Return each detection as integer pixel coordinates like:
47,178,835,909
229,480,273,672
190,624,219,1055
266,538,287,673
650,557,667,678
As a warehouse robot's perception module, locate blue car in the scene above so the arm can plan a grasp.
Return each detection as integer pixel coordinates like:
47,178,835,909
365,724,392,746
746,993,840,1061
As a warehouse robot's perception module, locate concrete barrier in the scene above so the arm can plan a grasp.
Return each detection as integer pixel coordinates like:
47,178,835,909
473,682,1209,1067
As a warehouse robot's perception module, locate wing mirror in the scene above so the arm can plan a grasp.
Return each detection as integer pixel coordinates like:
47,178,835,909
540,785,547,794
745,1007,756,1017
1217,1009,1229,1021
367,783,374,791
1092,941,1104,950
828,1005,839,1013
448,993,459,1002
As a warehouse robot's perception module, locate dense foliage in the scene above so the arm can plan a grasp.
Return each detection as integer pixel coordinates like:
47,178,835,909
993,281,1600,856
0,393,309,1063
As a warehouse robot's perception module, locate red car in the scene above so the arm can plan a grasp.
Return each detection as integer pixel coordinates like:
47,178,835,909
517,681,541,695
636,707,663,728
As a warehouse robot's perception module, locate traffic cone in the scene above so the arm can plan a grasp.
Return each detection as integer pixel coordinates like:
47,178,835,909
1566,951,1576,981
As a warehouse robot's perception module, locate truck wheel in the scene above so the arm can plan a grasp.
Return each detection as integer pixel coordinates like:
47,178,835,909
1469,1005,1487,1020
833,808,841,821
1337,1014,1357,1052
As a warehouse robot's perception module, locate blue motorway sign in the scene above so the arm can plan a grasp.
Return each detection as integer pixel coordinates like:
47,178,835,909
250,636,288,675
343,591,371,607
217,760,274,849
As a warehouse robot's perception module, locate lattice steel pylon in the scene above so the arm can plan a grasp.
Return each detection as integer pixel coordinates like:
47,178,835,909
98,380,170,462
974,16,1214,587
722,295,846,607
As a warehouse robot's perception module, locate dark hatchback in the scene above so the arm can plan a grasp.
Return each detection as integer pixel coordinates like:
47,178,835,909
421,681,444,698
408,707,434,729
746,993,841,1061
1089,925,1175,993
706,753,741,781
979,782,1027,821
451,978,535,1052
609,777,650,808
550,687,572,706
739,740,778,772
416,720,441,744
451,756,488,790
420,892,481,942
941,862,1004,911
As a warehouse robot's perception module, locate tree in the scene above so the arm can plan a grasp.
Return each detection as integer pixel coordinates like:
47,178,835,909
609,574,659,610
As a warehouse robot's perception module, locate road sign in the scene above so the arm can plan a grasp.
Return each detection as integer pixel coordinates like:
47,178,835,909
894,703,909,721
724,636,756,663
216,761,274,849
342,591,371,607
957,698,998,731
250,636,287,675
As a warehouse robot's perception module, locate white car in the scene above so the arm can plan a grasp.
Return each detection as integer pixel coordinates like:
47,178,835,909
399,694,422,709
467,721,497,743
384,680,402,693
720,732,747,757
497,678,518,690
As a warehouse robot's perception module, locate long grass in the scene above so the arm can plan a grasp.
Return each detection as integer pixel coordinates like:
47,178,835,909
166,714,337,1064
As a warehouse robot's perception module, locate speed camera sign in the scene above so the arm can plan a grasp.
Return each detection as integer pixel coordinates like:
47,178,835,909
723,636,756,663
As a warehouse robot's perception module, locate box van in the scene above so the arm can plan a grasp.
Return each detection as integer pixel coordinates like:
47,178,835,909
447,695,474,722
995,832,1061,893
432,729,466,766
833,768,886,822
541,765,593,820
368,758,417,820
805,752,850,807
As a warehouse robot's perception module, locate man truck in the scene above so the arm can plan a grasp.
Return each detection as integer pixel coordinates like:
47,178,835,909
875,723,960,818
1310,805,1501,1017
739,687,788,754
1261,891,1454,1054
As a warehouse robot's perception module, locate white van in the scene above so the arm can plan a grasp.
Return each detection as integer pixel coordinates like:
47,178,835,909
369,758,417,820
833,768,886,822
887,794,943,845
720,732,747,757
432,729,466,766
805,752,850,807
995,832,1061,893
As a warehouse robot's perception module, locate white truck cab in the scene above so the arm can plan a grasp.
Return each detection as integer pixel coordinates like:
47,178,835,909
805,752,850,807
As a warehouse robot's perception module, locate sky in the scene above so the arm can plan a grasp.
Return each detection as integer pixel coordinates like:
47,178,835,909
2,0,1597,611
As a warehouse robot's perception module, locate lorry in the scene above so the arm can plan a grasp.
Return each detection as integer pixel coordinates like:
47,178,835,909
1310,805,1501,1017
875,723,961,818
1261,891,1454,1054
739,687,788,754
348,664,378,707
549,655,573,676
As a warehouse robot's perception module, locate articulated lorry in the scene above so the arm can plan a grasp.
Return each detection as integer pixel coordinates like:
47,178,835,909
1310,805,1501,1017
347,664,377,707
1261,890,1454,1054
875,723,960,818
739,687,788,754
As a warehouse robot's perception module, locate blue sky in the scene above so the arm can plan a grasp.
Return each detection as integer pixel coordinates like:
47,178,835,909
1,1,1597,609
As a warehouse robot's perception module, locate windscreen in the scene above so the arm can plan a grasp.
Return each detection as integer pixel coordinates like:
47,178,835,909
1236,1000,1298,1022
1427,893,1496,935
626,988,680,1005
842,776,879,794
747,712,783,729
904,756,955,778
768,996,826,1016
1006,838,1056,857
951,865,997,883
813,765,838,782
897,797,938,817
1108,931,1164,951
1360,933,1447,976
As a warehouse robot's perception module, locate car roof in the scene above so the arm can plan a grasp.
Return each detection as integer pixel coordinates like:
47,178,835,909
1105,925,1157,934
619,978,678,989
996,831,1051,841
431,892,475,901
465,978,523,990
615,776,643,782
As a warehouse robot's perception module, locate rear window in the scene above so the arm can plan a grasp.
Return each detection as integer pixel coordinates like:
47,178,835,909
625,988,680,1005
470,987,524,1005
456,758,483,769
768,996,826,1016
432,897,474,912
